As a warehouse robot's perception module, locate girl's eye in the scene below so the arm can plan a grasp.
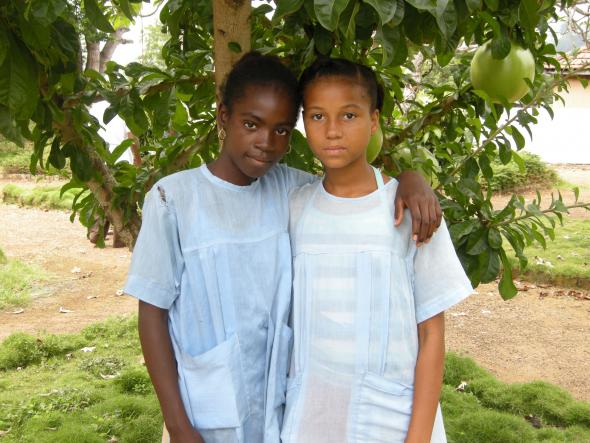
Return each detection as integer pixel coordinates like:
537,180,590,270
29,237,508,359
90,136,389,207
244,121,256,129
311,114,323,121
276,128,290,136
343,112,356,120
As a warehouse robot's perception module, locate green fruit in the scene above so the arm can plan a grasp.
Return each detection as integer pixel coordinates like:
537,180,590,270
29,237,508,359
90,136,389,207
366,124,383,163
470,40,535,103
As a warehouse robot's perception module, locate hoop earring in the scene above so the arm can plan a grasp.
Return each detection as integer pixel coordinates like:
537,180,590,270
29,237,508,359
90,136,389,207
286,144,292,155
218,127,226,148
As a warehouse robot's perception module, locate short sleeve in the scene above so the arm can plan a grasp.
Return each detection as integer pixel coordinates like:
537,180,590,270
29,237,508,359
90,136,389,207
124,184,184,309
413,219,473,323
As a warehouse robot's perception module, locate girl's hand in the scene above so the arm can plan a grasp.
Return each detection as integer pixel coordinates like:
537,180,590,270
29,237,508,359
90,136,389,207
394,170,442,245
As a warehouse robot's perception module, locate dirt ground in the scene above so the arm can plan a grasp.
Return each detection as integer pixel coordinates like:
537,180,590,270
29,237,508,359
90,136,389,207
0,166,589,401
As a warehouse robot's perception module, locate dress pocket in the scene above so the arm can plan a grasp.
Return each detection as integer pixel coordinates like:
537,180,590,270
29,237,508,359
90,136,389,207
177,333,250,430
348,372,414,443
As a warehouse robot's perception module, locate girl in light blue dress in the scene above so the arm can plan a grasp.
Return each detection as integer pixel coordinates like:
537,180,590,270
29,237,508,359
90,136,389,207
124,52,442,443
282,58,473,443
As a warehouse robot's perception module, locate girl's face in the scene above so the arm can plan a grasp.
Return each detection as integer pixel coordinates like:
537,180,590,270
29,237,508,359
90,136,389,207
218,84,297,184
302,76,378,170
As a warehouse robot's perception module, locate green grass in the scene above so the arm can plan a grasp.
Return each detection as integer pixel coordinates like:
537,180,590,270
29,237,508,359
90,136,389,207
0,317,589,442
2,183,88,211
0,141,33,175
509,218,590,289
0,139,67,176
0,247,48,309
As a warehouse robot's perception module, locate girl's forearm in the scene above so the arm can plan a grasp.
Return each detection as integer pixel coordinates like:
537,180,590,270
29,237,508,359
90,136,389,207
138,301,195,436
405,313,445,443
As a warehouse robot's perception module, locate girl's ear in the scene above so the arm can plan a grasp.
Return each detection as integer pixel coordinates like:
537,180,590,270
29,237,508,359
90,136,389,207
370,109,380,134
218,103,229,128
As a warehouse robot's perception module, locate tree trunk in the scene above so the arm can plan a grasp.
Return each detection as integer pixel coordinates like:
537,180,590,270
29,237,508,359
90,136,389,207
99,27,132,73
212,0,251,104
85,39,100,72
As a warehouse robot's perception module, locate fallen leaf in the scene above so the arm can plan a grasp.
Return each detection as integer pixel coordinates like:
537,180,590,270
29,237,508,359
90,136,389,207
59,307,73,313
80,346,96,353
557,255,564,261
70,267,81,273
86,295,98,300
115,289,124,296
481,309,492,315
9,308,24,315
0,429,10,437
456,381,468,392
451,312,468,317
100,373,117,380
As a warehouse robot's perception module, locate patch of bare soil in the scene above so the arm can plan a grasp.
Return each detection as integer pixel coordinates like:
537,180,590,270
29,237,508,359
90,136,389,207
446,281,590,402
0,202,136,341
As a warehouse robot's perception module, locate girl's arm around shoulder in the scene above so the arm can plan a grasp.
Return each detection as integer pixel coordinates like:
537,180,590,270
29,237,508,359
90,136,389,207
405,313,445,443
394,170,442,246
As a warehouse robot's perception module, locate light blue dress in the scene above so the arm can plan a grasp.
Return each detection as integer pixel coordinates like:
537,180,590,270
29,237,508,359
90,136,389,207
282,168,473,443
124,164,314,443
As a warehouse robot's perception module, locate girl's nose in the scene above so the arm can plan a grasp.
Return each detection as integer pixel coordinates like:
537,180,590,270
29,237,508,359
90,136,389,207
326,120,342,139
255,130,273,151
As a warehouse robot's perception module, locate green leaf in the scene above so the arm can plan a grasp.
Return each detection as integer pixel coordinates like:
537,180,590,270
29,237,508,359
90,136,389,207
273,0,305,23
448,219,478,244
510,126,526,150
498,249,518,300
0,37,39,121
487,228,502,249
376,24,408,66
172,101,188,130
338,0,360,42
483,0,499,11
69,147,94,182
434,0,457,38
511,150,526,173
0,104,23,146
118,0,136,21
364,0,398,24
110,139,134,164
0,29,9,66
48,138,66,169
314,26,334,55
466,0,482,12
466,227,489,255
406,0,436,11
479,249,501,283
518,0,540,37
84,0,116,33
491,33,511,59
314,0,350,31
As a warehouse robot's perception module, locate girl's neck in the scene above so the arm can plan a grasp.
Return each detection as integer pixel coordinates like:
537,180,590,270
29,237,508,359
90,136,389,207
207,152,255,186
322,161,376,198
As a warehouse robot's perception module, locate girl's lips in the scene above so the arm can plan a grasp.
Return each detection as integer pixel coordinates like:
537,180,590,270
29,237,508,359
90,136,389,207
246,155,273,166
323,146,347,154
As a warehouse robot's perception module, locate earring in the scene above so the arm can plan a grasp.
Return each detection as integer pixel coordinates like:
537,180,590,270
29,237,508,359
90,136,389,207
286,144,292,155
218,127,226,147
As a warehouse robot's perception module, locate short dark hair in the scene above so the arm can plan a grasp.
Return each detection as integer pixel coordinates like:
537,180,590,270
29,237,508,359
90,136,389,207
298,57,384,112
221,51,300,117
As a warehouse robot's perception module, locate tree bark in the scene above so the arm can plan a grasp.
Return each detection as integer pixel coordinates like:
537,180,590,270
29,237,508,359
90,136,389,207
99,27,132,73
212,0,251,104
85,39,100,72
